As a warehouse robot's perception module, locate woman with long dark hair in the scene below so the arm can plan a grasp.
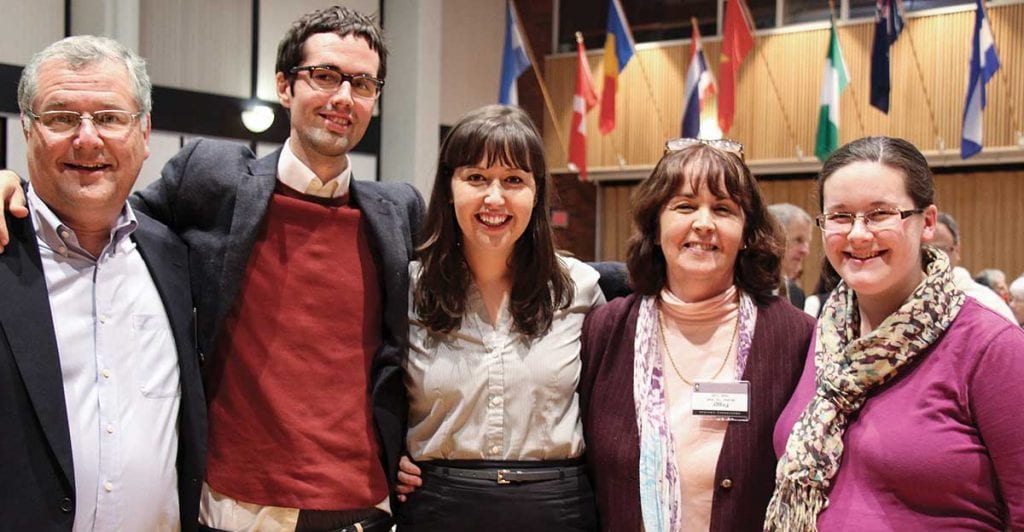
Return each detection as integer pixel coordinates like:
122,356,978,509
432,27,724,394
395,105,603,531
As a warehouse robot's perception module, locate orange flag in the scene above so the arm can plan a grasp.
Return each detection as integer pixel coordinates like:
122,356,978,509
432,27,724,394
718,0,754,134
569,33,599,180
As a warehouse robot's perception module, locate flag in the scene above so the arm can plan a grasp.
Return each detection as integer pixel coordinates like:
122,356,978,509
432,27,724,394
598,0,635,134
681,19,716,138
498,0,531,105
814,19,850,161
961,0,1000,159
718,0,754,134
870,0,904,113
568,34,599,180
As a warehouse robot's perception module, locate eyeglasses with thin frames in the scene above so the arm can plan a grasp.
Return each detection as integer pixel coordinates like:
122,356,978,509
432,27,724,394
664,137,744,160
24,109,144,139
815,207,925,234
290,65,384,100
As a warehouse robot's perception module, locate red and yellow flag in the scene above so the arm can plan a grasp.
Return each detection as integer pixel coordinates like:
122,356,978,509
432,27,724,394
598,0,635,135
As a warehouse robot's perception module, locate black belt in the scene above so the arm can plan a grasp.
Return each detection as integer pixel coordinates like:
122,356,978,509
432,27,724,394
420,463,586,485
295,508,391,532
200,510,393,532
327,511,393,532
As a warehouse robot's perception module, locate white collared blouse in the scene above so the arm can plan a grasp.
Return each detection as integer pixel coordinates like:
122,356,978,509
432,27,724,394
405,256,605,461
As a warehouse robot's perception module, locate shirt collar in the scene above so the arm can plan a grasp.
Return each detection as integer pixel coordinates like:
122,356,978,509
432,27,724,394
276,138,352,198
27,183,138,259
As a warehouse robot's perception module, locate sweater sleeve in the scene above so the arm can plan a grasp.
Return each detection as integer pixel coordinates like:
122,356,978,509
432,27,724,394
966,324,1024,529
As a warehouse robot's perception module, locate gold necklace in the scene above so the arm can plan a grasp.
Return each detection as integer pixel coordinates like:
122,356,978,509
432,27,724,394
657,303,739,386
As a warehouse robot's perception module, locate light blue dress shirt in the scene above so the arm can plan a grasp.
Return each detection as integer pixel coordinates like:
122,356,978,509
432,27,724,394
28,186,181,531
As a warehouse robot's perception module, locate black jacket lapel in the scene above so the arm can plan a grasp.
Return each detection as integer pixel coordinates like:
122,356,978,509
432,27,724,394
0,214,74,489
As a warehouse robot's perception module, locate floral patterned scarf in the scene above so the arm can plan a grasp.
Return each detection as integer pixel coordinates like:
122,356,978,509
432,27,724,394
764,247,965,531
634,290,756,532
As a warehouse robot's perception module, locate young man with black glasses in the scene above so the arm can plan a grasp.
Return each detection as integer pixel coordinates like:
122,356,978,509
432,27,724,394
0,7,421,531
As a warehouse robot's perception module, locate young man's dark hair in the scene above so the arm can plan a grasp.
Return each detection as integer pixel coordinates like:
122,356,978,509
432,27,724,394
276,5,388,86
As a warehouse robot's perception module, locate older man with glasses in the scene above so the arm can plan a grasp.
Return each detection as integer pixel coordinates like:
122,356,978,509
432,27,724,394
0,35,205,531
930,212,1015,323
0,7,419,532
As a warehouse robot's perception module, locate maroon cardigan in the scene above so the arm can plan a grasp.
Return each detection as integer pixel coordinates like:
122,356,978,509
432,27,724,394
579,294,814,531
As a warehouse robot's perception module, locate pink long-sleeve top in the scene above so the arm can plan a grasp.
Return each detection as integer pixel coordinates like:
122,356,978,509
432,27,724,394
773,298,1024,530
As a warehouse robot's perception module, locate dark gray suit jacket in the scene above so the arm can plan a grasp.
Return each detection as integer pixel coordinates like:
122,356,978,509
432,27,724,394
132,138,425,486
0,208,206,531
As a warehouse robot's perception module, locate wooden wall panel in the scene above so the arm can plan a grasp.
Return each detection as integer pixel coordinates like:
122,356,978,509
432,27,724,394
599,168,1024,294
935,170,1024,278
546,3,1024,169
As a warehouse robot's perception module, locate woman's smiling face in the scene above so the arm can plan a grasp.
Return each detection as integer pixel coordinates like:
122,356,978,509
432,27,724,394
821,161,937,309
450,160,536,261
658,175,746,302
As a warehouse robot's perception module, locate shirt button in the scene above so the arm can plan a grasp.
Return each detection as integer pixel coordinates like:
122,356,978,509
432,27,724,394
103,481,113,492
106,424,114,434
720,478,733,490
490,445,501,455
60,497,73,513
489,395,501,406
102,369,111,378
99,314,108,323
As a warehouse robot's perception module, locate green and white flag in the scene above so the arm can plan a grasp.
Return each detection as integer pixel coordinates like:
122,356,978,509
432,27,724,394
815,19,849,161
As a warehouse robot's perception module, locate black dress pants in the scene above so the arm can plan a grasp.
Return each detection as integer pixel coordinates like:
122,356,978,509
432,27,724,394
395,459,597,532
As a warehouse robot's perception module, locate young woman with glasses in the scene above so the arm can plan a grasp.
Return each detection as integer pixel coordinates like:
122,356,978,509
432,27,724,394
766,136,1024,530
579,141,814,531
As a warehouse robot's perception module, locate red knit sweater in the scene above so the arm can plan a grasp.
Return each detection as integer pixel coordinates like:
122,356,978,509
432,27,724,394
205,185,388,509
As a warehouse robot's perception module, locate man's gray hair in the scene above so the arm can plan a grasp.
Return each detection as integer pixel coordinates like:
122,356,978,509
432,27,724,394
768,203,812,230
937,212,960,245
1009,275,1024,301
18,35,152,120
975,269,1007,290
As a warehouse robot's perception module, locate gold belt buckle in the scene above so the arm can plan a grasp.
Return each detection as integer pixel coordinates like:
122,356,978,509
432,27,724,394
496,469,512,484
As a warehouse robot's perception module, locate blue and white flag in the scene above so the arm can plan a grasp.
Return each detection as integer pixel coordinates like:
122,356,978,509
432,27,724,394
961,0,1000,159
681,20,716,138
869,0,904,113
499,0,531,105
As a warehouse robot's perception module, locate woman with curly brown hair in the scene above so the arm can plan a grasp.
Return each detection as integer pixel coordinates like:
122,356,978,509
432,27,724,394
579,139,814,531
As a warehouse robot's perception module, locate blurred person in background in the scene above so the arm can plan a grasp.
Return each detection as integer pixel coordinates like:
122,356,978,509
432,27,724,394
1009,275,1024,326
975,268,1010,302
930,212,1014,322
802,259,841,318
768,203,813,309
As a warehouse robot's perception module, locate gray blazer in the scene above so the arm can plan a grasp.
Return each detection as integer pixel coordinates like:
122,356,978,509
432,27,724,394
132,138,425,484
0,207,206,531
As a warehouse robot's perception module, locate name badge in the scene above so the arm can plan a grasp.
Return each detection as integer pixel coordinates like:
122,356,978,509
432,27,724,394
692,381,750,422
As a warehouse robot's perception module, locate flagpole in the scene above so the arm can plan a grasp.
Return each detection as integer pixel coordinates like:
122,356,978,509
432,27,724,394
903,29,944,150
509,0,570,162
754,46,803,158
828,0,866,138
